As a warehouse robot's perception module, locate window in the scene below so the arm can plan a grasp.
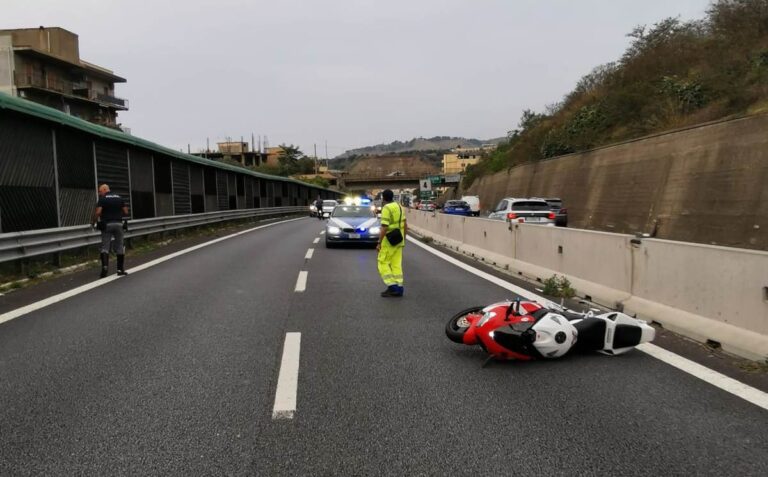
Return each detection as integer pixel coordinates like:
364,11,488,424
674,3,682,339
511,201,550,211
495,200,508,212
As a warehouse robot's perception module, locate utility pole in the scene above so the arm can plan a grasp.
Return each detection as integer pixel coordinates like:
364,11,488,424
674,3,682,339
206,137,210,158
314,143,318,175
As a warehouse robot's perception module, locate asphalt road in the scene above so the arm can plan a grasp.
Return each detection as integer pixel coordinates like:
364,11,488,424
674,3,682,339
0,218,766,476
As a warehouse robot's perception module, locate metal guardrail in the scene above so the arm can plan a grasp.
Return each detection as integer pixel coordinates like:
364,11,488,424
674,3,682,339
0,206,307,264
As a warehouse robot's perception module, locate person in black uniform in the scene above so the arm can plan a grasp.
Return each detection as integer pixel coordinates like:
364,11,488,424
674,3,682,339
91,184,129,278
315,195,323,221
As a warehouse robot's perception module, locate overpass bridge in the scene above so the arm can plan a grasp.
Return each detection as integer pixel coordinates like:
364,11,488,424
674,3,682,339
339,173,424,191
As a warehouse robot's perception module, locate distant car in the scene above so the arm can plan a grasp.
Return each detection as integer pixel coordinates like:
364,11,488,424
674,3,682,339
442,200,472,216
326,205,381,248
419,200,436,211
488,198,556,225
460,195,481,216
320,200,338,219
309,203,318,217
542,197,568,227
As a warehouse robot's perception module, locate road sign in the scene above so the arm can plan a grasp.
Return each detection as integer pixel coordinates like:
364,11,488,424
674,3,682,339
429,176,442,185
420,179,431,191
444,174,461,183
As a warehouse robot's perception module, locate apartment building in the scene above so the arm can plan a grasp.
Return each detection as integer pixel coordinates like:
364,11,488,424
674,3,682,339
0,26,127,128
442,144,497,175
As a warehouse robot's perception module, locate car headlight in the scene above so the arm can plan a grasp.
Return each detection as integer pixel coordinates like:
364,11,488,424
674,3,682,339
328,226,341,235
369,226,381,234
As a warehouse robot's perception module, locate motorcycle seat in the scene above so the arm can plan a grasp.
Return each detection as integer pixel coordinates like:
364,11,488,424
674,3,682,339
572,318,606,352
613,324,642,349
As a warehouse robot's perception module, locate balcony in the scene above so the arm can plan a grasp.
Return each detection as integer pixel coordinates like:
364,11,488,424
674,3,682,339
15,71,72,93
14,72,128,110
95,93,129,110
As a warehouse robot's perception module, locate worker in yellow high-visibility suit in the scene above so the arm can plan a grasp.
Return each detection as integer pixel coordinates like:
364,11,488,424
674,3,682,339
376,189,407,297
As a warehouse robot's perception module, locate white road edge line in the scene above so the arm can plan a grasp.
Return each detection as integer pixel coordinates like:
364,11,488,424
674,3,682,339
0,217,306,327
294,271,308,292
637,343,768,410
313,237,320,244
406,236,768,411
273,332,301,419
305,248,314,260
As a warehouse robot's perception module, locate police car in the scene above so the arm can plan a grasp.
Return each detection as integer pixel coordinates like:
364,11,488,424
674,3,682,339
325,201,381,248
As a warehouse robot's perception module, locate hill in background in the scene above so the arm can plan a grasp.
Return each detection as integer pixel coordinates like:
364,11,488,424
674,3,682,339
330,136,504,170
465,0,768,187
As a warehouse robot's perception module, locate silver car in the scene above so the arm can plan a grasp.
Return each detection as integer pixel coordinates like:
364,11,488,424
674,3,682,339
488,198,556,225
320,200,338,219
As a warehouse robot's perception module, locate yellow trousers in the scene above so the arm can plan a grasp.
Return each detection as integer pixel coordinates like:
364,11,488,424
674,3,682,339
377,241,403,286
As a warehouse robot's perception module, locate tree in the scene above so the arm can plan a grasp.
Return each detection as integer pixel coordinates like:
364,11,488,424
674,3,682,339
277,144,304,176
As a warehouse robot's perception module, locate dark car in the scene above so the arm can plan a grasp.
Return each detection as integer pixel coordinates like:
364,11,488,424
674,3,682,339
541,197,568,227
442,200,472,216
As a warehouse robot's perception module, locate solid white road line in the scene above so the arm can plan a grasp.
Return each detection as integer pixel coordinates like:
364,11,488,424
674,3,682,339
0,217,306,327
305,249,314,260
273,332,301,419
294,271,308,292
406,236,547,303
407,236,768,411
313,237,320,244
637,343,768,411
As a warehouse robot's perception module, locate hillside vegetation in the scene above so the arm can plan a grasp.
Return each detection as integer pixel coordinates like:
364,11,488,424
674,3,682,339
465,0,768,187
335,136,503,159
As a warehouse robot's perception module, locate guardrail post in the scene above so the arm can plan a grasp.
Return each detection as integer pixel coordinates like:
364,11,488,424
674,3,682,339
52,252,61,268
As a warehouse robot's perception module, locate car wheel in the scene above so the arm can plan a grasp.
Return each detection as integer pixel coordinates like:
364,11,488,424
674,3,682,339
445,306,484,344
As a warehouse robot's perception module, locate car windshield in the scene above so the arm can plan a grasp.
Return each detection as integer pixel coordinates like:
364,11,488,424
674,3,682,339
446,201,468,207
545,199,562,209
323,201,337,206
511,201,550,211
332,206,375,218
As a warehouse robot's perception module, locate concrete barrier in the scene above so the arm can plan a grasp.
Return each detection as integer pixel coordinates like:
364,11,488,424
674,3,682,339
407,209,768,361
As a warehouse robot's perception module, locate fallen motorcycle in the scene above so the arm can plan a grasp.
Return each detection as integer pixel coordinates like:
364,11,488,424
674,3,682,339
445,299,655,364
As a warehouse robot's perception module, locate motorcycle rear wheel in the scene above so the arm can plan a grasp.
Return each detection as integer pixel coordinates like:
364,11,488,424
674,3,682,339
445,306,484,344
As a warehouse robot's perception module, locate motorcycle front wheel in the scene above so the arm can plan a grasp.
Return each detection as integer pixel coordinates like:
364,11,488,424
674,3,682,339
445,306,484,344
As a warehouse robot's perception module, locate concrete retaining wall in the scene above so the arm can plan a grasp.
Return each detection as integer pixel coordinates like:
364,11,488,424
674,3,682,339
408,209,768,361
465,113,768,251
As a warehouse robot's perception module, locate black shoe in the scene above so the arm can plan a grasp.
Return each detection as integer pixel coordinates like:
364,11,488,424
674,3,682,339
116,254,127,276
99,253,109,278
380,286,402,297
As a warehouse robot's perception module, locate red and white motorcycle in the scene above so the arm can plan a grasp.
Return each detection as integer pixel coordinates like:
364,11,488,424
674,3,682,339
445,299,655,364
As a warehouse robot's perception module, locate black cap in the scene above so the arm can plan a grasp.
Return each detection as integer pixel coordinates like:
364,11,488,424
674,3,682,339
382,189,394,202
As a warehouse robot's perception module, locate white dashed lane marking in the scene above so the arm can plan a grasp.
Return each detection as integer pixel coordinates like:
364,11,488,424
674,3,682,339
305,249,314,260
294,271,308,292
313,237,320,244
0,217,306,327
272,332,301,419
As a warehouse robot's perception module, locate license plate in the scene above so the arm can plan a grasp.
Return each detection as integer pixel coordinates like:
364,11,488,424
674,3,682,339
527,217,540,222
348,233,360,239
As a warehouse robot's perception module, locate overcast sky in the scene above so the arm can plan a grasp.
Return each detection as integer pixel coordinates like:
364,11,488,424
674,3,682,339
4,0,711,157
